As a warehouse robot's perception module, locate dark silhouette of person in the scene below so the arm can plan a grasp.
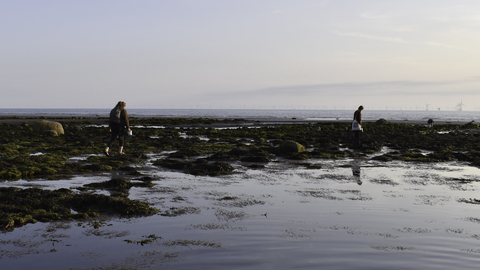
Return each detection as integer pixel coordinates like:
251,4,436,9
428,119,434,128
352,105,364,148
105,101,131,156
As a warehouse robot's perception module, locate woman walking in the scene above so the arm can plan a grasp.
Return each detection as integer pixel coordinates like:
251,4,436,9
352,105,363,148
104,101,131,156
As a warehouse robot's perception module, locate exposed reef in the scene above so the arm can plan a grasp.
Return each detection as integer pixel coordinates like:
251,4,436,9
2,118,480,178
0,187,158,231
2,116,480,230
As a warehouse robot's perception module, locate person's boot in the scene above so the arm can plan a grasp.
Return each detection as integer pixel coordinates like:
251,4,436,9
104,147,110,156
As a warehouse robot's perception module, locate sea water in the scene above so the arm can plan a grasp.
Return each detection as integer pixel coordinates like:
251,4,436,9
0,108,479,122
2,157,480,269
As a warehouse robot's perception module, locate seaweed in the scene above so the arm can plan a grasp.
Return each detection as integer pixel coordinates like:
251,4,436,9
153,158,234,176
0,187,158,231
2,119,480,181
4,117,480,232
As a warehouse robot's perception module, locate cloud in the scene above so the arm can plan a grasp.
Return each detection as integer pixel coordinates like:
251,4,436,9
360,12,389,19
171,77,480,110
272,9,283,14
333,31,480,53
421,41,480,54
421,41,456,49
461,16,480,21
333,31,407,43
250,78,480,97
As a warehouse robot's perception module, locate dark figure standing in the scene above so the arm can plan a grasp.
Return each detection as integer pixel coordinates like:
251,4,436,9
427,119,434,128
105,101,131,156
352,105,364,148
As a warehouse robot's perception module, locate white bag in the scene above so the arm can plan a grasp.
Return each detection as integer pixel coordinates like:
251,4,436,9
352,120,363,131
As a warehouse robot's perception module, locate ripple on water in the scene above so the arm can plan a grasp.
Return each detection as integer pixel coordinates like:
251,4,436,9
2,159,480,269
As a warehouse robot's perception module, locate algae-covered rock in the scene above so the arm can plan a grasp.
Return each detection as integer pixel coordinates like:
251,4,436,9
154,158,234,176
463,121,479,129
84,178,154,190
32,120,64,136
372,154,394,161
240,155,270,163
375,118,390,125
278,140,306,155
0,187,158,231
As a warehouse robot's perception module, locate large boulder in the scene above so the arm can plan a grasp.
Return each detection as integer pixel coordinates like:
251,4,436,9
278,140,306,155
32,120,64,136
375,118,390,125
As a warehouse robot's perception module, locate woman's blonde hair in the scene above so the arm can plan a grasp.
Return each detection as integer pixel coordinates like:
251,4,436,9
115,101,126,110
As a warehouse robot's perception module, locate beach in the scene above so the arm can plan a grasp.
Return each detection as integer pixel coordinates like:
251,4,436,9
1,116,480,269
4,0,480,268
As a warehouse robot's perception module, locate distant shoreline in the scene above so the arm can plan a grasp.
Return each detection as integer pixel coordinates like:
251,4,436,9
0,115,472,126
1,108,478,125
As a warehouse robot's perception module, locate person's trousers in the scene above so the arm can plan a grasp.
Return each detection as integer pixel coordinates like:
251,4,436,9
108,124,125,147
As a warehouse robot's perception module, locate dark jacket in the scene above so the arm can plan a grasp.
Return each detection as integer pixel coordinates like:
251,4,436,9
353,110,362,124
110,108,130,129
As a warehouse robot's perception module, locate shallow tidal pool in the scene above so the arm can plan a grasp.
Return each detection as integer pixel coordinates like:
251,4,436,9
2,157,480,270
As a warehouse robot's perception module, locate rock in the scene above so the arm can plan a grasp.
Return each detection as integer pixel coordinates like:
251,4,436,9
240,156,270,163
168,149,199,159
153,158,234,176
375,118,390,125
372,154,393,161
278,140,306,155
463,121,479,129
32,120,64,136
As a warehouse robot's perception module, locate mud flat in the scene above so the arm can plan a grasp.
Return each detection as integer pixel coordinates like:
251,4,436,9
1,117,480,269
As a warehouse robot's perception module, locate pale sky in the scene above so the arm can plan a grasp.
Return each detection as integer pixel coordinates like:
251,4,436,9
2,0,480,111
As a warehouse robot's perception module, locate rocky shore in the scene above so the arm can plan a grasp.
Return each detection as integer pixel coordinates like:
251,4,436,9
1,116,480,231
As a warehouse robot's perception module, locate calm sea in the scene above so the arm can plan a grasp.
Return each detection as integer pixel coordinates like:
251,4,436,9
0,108,478,122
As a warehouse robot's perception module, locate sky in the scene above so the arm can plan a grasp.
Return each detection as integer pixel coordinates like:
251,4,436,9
2,0,480,111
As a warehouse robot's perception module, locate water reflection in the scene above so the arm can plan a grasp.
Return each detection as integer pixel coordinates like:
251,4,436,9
352,158,362,185
4,160,480,269
109,171,130,197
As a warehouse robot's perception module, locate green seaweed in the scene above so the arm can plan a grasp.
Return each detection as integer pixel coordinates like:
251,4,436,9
2,118,480,181
0,187,158,232
3,116,480,233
